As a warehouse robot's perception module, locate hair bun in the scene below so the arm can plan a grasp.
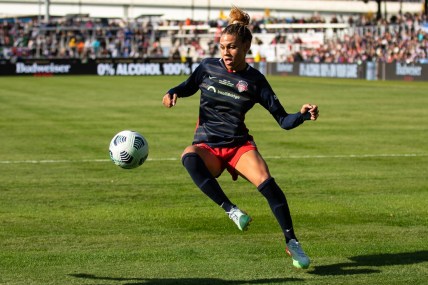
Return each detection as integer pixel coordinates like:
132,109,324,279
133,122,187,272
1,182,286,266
228,6,250,26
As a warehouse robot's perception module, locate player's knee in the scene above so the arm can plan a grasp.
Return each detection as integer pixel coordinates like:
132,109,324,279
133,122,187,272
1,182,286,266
181,146,198,160
244,173,270,188
256,175,272,188
181,152,199,167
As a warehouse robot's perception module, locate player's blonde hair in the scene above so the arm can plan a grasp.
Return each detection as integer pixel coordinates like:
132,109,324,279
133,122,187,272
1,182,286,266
221,6,253,44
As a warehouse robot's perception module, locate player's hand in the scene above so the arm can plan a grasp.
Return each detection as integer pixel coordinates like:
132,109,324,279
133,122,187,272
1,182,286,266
162,93,177,108
301,104,319,121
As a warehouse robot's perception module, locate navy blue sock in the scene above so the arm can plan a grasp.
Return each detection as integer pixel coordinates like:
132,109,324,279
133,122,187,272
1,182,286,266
182,153,234,212
258,177,297,243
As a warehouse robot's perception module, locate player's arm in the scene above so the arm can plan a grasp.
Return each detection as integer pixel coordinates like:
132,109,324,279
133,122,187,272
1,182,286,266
271,103,318,130
271,106,311,130
258,78,318,130
162,63,204,108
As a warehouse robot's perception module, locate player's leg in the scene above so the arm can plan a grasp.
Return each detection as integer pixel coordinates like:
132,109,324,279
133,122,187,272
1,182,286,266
234,150,298,239
182,145,223,178
181,145,230,207
181,145,251,230
181,146,250,230
234,150,310,268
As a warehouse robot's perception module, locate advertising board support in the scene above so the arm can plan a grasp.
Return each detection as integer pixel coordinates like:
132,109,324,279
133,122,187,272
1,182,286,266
366,62,377,80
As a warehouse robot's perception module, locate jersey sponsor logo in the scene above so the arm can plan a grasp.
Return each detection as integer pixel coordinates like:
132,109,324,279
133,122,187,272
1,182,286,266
219,79,235,87
207,86,217,92
217,89,240,100
236,80,248,92
206,84,240,100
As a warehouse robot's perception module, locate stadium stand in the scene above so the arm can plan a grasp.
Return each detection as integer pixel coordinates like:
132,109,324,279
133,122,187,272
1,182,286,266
0,1,427,64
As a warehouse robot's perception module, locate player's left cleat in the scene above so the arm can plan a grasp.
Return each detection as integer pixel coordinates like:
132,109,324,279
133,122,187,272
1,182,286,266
227,206,252,231
286,239,311,269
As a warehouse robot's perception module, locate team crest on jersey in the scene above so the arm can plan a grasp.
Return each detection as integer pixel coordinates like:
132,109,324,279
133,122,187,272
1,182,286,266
236,80,248,92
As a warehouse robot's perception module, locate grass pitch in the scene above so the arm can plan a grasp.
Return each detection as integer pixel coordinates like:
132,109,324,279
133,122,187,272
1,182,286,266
0,75,427,285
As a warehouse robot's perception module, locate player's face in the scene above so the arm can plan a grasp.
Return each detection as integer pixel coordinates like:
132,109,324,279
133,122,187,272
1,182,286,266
219,33,250,72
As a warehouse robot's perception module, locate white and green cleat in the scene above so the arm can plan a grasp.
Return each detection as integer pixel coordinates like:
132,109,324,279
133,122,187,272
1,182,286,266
227,206,252,231
286,239,311,269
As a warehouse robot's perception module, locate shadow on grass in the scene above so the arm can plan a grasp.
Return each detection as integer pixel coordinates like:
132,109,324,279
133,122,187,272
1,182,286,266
69,274,303,285
309,250,428,276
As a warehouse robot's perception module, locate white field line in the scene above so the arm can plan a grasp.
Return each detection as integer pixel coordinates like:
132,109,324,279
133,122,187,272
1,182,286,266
0,153,426,164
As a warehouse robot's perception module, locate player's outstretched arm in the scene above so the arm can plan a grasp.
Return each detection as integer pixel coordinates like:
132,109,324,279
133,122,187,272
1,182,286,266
162,93,177,108
300,104,319,121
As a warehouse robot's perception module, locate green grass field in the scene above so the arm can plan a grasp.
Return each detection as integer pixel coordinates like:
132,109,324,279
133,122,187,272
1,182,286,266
0,75,427,285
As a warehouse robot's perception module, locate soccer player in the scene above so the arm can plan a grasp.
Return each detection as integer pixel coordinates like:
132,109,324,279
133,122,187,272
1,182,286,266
162,6,319,269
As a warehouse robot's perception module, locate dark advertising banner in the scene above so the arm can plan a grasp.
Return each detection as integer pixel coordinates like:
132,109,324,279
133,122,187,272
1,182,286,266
0,59,427,81
270,62,365,79
0,58,85,76
259,62,427,81
383,62,428,81
94,59,198,76
0,58,197,76
270,62,298,76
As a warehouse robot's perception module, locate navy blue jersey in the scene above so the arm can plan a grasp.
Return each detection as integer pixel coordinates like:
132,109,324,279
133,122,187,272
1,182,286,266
168,58,309,147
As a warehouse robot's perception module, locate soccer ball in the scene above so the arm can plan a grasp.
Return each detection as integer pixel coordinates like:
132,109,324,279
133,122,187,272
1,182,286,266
109,130,149,169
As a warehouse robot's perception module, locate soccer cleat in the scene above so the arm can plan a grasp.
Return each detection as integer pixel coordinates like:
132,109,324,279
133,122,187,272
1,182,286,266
226,206,252,231
286,239,311,269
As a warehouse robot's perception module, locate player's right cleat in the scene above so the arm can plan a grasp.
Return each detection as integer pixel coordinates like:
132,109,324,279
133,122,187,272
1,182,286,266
286,239,311,269
227,206,252,231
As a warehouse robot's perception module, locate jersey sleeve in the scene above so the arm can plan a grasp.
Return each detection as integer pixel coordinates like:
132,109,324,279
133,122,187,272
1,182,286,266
271,106,311,130
167,62,204,98
257,76,310,130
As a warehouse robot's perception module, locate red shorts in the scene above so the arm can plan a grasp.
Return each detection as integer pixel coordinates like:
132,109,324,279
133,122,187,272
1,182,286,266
195,140,257,181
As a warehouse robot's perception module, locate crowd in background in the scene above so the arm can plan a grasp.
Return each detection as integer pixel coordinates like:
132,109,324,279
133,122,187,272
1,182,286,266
286,12,428,64
0,11,427,64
